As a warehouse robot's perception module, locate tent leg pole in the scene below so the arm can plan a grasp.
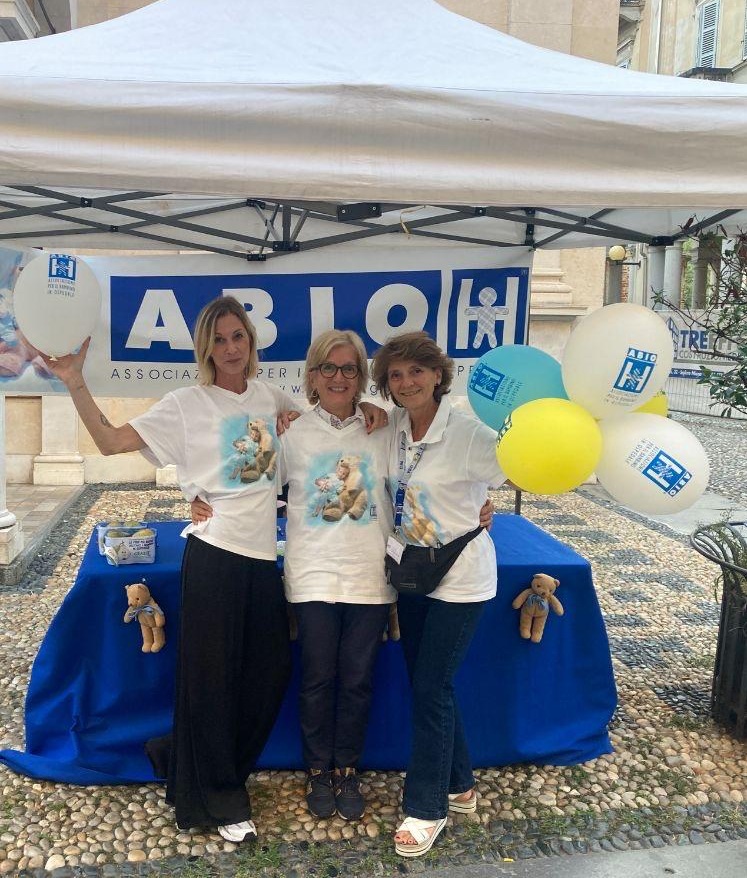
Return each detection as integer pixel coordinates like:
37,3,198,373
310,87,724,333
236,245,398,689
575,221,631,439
514,489,522,516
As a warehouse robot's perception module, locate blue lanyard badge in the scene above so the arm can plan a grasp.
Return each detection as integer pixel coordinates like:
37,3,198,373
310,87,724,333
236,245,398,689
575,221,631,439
393,432,427,531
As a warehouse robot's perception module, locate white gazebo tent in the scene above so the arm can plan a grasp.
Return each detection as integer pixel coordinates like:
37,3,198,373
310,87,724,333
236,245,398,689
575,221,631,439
1,0,746,550
0,0,746,259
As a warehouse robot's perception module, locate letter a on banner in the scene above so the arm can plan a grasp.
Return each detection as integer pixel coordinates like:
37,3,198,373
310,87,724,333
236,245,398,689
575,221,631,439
126,289,193,349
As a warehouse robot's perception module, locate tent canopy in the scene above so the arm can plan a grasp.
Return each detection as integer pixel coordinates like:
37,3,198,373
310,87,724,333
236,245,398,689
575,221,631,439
0,0,746,259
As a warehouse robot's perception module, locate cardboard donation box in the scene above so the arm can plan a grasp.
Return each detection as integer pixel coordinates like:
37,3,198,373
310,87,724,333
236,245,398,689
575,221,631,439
97,522,157,566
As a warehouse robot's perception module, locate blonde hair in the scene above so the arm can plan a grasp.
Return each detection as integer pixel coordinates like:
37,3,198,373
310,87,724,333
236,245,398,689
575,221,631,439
371,331,453,406
304,329,369,405
193,296,259,386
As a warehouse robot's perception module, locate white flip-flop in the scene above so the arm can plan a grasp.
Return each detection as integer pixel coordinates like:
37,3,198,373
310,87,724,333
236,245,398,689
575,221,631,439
394,815,447,857
448,789,477,813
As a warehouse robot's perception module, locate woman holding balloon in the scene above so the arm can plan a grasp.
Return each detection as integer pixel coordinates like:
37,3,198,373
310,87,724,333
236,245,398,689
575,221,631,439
370,331,506,859
41,297,299,844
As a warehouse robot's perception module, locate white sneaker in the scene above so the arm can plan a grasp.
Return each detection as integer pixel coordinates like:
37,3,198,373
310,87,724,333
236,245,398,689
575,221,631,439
218,820,257,843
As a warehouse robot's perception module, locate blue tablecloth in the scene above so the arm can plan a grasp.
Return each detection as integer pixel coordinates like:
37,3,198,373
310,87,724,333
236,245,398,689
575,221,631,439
0,516,616,784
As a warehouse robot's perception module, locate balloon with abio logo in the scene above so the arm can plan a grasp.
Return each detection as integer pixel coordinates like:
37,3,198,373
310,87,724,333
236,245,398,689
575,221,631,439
12,253,101,358
561,303,674,419
467,344,567,431
595,413,709,514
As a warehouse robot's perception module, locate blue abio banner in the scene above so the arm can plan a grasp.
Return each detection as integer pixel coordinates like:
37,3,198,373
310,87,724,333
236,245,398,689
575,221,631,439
3,247,532,398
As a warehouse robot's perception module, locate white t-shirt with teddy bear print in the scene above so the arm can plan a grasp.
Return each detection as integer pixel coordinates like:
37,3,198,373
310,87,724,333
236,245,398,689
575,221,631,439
388,398,506,603
279,407,395,605
130,380,294,561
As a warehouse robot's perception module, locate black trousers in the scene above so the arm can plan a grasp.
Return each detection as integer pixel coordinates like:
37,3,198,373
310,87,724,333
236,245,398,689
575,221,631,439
147,536,291,830
294,601,389,771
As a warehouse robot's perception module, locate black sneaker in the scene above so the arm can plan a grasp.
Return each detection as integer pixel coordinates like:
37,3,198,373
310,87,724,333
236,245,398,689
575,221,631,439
335,768,365,820
306,769,336,818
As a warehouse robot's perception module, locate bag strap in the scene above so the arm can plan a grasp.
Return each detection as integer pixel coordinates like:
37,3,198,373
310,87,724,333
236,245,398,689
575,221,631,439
423,525,484,565
448,525,484,552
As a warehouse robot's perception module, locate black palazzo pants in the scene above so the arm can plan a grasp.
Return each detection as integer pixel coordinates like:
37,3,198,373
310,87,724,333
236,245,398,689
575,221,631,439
147,535,291,830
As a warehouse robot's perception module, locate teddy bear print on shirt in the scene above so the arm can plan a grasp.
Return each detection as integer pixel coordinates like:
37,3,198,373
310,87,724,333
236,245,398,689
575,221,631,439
221,414,278,487
311,471,345,516
401,484,441,547
386,476,443,547
239,418,277,482
228,434,259,480
307,454,372,523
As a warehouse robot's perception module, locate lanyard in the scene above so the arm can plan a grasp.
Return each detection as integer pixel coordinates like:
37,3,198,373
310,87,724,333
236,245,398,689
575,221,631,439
393,431,427,530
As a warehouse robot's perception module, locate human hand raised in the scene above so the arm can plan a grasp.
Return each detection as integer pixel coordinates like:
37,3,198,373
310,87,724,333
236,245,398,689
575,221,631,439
39,337,91,388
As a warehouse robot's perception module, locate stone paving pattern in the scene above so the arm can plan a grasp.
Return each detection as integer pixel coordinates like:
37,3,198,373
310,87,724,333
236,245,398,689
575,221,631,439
4,487,82,543
1,415,746,876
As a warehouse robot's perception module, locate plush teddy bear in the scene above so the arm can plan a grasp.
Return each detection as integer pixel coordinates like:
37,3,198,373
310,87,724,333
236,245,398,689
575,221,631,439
383,602,400,642
124,582,166,653
511,573,563,643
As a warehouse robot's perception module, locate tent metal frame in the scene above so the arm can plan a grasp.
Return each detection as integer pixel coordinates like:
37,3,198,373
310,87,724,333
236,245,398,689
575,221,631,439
0,185,742,260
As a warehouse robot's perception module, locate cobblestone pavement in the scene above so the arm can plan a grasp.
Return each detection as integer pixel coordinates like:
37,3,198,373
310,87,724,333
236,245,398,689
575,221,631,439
672,412,747,508
1,420,746,876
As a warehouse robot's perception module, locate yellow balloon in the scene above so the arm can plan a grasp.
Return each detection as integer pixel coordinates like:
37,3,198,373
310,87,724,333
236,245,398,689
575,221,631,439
497,398,602,494
634,391,668,417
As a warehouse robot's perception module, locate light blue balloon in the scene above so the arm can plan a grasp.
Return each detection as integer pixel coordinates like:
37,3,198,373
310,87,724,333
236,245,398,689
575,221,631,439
467,345,568,431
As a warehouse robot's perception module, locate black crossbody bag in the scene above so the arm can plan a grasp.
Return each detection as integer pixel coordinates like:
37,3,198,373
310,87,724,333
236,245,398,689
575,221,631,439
385,525,484,596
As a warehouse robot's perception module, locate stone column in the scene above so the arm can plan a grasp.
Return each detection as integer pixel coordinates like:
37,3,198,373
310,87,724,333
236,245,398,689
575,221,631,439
0,396,23,564
156,465,179,487
604,261,623,305
530,250,573,306
646,245,666,308
625,248,643,305
663,241,684,308
691,243,709,309
691,235,723,310
33,396,85,485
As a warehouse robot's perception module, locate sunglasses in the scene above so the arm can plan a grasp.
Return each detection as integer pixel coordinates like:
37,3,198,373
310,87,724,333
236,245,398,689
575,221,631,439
312,362,360,379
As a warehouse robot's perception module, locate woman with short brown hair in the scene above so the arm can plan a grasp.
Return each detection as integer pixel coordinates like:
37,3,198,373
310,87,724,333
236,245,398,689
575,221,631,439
371,331,505,859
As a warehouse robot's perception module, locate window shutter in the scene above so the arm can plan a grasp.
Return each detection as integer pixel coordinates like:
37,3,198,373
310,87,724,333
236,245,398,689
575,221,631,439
697,1,719,67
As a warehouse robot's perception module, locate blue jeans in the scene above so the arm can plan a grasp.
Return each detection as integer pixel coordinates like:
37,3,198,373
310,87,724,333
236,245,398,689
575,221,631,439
396,594,486,820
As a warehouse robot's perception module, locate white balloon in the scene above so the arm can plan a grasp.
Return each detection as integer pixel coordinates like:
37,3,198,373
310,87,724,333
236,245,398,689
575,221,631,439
562,303,674,419
596,413,709,514
12,253,101,357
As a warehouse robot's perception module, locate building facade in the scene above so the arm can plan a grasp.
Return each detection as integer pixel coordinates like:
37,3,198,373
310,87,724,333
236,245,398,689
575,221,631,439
616,1,746,310
619,0,747,84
